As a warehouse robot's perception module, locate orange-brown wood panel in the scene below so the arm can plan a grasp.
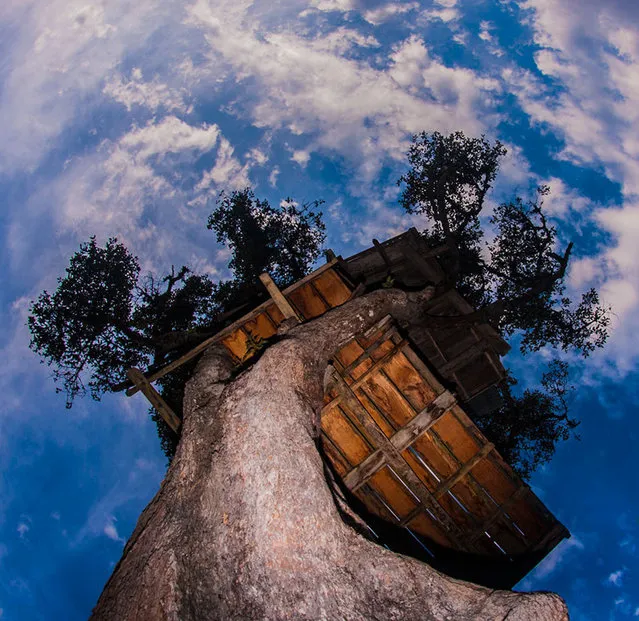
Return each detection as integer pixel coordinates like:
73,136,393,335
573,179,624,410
322,405,372,467
222,329,249,361
430,412,481,463
320,434,351,478
337,401,385,447
312,269,352,307
361,370,417,428
506,492,554,542
350,357,374,380
411,430,458,480
407,512,453,548
243,312,278,340
354,485,398,523
367,466,418,519
401,449,438,493
323,386,338,404
354,389,396,437
335,340,366,369
471,458,519,505
382,351,436,411
265,303,285,326
449,479,495,523
437,490,478,531
288,283,328,319
358,323,392,350
370,339,395,361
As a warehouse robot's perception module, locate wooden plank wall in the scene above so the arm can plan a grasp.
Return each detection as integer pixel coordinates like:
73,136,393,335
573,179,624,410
221,266,353,363
408,291,508,401
321,316,568,582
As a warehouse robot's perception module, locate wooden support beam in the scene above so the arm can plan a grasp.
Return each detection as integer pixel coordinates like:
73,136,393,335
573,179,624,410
127,367,181,433
126,335,220,396
259,272,301,321
388,390,457,454
401,244,444,284
372,239,393,271
126,261,343,397
433,442,494,499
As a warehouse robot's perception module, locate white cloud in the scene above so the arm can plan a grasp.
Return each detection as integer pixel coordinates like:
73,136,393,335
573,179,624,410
268,166,280,188
187,4,501,186
17,522,30,538
291,150,311,168
607,568,625,587
420,0,459,23
508,0,639,373
118,116,220,161
196,137,251,192
479,21,493,42
308,0,356,12
310,27,380,54
103,516,125,543
0,0,185,173
104,68,191,113
58,117,220,242
362,3,419,26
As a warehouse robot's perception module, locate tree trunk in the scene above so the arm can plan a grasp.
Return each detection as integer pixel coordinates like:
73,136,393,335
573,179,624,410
91,288,568,621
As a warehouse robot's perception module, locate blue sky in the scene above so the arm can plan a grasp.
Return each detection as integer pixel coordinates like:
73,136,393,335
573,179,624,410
1,0,638,619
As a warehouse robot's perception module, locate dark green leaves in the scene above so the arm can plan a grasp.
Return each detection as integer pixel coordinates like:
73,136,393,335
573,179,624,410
474,361,578,480
208,188,325,286
398,130,611,476
28,187,326,461
399,131,506,235
28,237,146,407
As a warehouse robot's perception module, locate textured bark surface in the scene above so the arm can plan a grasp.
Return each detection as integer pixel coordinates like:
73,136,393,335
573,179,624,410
91,288,569,621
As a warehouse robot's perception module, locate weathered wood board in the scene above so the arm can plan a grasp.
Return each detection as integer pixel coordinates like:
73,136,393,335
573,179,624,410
221,264,353,362
321,316,569,588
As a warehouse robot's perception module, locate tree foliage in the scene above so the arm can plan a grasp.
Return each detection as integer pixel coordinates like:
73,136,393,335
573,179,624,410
399,131,610,476
28,237,149,407
28,188,326,459
473,360,578,480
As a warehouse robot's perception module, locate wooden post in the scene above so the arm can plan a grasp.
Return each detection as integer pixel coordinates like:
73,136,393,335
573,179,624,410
127,368,182,433
259,272,301,321
372,239,393,271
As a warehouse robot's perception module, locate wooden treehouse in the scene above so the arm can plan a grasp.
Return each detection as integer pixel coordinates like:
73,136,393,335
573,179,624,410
127,228,569,590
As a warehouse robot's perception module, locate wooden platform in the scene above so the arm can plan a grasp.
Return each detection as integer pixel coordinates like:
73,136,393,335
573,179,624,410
321,316,569,588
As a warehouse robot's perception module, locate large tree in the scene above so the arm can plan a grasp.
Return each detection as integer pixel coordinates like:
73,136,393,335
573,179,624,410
28,146,595,618
399,131,609,477
88,290,568,621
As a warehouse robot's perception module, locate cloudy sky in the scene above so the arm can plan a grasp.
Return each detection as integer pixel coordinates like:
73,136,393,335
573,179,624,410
1,0,639,618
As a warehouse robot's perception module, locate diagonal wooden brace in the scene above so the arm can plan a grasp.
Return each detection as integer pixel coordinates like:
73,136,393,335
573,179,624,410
127,367,182,433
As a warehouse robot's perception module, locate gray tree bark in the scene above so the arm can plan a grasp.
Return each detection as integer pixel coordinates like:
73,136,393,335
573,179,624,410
91,288,569,621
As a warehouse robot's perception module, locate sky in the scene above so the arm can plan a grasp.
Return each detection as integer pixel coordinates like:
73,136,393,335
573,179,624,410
0,0,638,619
